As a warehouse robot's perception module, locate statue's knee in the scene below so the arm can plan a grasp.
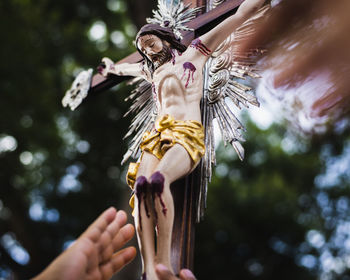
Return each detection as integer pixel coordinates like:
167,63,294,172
135,176,149,198
150,171,167,216
150,171,165,195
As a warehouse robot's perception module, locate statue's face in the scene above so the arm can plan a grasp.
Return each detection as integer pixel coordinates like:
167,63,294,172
138,34,163,57
137,34,171,68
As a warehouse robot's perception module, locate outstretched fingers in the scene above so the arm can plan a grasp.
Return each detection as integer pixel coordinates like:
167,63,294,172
100,246,137,279
100,223,135,263
96,210,126,252
81,207,118,242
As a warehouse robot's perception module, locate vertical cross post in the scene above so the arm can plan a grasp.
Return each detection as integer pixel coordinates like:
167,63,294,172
168,0,206,273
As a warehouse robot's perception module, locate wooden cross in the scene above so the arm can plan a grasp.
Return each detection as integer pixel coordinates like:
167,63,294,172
88,0,244,274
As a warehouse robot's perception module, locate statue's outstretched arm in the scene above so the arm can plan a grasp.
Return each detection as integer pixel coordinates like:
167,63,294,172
199,0,266,53
100,57,147,79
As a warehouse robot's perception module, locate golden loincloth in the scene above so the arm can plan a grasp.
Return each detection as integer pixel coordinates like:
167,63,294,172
126,114,205,209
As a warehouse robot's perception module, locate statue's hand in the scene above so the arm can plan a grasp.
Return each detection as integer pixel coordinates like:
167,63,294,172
98,57,116,77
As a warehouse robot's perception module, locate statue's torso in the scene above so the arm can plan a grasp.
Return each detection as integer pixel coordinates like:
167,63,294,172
151,49,205,122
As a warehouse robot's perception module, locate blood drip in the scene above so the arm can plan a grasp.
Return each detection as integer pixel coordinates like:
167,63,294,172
150,171,167,216
135,176,150,230
181,62,196,88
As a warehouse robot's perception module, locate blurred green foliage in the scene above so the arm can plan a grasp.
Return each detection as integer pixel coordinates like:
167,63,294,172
1,0,350,280
195,118,350,280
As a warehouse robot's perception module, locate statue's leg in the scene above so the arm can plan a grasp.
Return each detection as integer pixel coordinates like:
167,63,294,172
135,152,159,279
150,144,192,272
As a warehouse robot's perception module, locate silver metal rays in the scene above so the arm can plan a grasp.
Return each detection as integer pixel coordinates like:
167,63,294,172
121,79,157,165
146,0,202,39
196,4,269,221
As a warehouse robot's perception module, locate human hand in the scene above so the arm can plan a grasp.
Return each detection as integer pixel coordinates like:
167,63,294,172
33,207,136,280
156,264,197,280
98,57,115,77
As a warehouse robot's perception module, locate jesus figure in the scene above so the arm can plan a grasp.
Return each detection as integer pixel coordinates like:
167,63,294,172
99,0,266,278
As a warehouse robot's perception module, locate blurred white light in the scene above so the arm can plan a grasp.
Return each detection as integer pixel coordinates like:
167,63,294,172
300,254,317,269
56,116,69,130
19,151,33,165
215,163,229,178
125,24,137,37
67,164,83,176
34,151,47,165
58,174,82,194
248,105,274,130
10,245,30,265
107,0,126,12
45,209,60,223
88,21,106,41
320,250,334,273
1,233,30,265
307,230,325,249
315,141,350,188
111,30,127,48
76,140,90,153
0,135,17,153
281,137,297,154
29,202,44,221
247,260,264,276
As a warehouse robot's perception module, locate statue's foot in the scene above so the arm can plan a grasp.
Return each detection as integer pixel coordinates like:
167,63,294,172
150,171,167,216
135,176,151,228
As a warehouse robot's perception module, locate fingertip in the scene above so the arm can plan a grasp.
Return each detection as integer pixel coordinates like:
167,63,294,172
115,247,136,269
179,269,196,280
125,223,135,234
156,263,172,279
155,263,168,272
117,209,127,216
118,224,135,245
104,207,117,221
126,246,137,259
107,206,117,213
156,264,176,280
116,210,127,224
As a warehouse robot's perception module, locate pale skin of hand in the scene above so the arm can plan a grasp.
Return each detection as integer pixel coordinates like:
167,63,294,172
156,264,197,280
33,207,136,280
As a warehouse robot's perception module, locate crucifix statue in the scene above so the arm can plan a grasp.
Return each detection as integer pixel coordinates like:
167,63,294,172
62,0,269,279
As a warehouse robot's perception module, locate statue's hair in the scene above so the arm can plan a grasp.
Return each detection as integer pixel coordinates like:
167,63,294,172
136,24,187,74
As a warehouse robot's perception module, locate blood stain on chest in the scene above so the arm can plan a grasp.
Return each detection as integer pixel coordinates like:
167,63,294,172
181,62,196,88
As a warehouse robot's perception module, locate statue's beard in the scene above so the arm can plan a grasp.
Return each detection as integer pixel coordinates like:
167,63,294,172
151,44,172,69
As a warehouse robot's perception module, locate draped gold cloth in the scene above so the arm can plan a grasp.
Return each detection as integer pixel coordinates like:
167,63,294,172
126,114,205,210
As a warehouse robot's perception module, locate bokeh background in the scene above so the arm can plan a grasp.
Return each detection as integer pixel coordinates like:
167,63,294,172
1,0,350,279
